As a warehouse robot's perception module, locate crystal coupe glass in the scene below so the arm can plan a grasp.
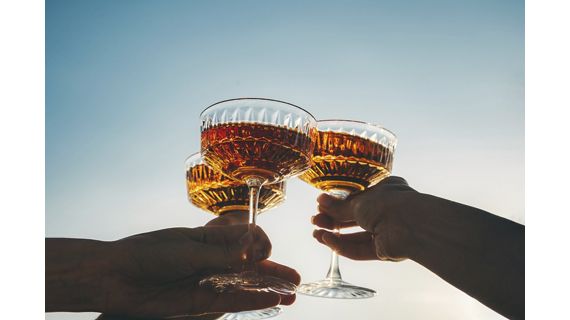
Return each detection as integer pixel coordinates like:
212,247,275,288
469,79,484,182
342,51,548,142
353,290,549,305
297,120,397,299
199,98,317,294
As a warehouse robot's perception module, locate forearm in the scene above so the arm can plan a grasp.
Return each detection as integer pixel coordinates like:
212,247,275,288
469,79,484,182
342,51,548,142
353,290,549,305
406,193,524,319
46,238,113,312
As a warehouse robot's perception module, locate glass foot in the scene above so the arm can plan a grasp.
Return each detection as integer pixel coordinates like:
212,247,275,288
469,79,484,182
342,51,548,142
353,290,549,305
200,271,297,295
220,307,282,320
297,279,376,299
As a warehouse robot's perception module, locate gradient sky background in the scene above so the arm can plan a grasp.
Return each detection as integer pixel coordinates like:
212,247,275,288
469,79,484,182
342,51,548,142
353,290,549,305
46,0,524,319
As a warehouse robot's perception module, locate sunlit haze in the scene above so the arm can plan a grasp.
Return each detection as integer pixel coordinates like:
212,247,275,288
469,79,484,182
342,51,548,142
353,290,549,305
46,0,523,319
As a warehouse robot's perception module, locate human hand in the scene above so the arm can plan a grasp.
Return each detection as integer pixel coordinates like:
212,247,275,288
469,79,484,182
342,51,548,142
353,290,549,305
311,176,420,261
203,211,297,305
101,225,300,318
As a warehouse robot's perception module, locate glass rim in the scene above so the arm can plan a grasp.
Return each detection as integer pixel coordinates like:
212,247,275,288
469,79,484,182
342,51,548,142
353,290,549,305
199,97,316,120
185,151,202,167
317,119,397,141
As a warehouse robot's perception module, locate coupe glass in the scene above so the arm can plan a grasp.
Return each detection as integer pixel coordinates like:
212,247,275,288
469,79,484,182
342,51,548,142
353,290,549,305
186,152,286,320
199,98,317,294
297,120,397,298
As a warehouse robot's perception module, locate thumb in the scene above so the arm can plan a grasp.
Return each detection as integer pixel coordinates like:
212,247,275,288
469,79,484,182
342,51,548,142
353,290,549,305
195,231,270,270
196,233,250,269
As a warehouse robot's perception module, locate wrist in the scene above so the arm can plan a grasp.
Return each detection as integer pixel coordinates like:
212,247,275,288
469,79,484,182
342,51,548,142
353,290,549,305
46,239,115,313
401,192,449,262
384,190,430,261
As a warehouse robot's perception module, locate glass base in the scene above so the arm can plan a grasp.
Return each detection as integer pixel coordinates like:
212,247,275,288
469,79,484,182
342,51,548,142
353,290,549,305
297,279,376,299
220,307,282,320
200,271,297,295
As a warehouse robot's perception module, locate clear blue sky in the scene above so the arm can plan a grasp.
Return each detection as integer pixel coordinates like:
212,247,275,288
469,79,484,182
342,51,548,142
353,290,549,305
46,1,523,319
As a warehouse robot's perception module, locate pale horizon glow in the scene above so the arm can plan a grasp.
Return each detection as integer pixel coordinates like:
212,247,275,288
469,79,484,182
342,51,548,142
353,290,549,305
46,0,523,319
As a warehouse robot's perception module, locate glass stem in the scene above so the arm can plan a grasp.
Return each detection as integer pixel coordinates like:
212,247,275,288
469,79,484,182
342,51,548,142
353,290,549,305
326,227,343,283
324,189,350,284
246,177,263,273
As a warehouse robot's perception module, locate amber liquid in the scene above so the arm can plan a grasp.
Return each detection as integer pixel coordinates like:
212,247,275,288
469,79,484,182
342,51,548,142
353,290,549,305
299,130,394,193
187,164,285,215
201,123,316,184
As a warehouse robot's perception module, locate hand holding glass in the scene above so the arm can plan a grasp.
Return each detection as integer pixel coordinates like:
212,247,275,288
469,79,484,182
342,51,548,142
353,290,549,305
298,120,397,298
199,98,317,294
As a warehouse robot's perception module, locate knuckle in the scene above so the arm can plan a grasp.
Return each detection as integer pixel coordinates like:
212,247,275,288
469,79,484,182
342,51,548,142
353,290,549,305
374,237,390,260
373,226,393,260
373,224,407,262
386,176,408,185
